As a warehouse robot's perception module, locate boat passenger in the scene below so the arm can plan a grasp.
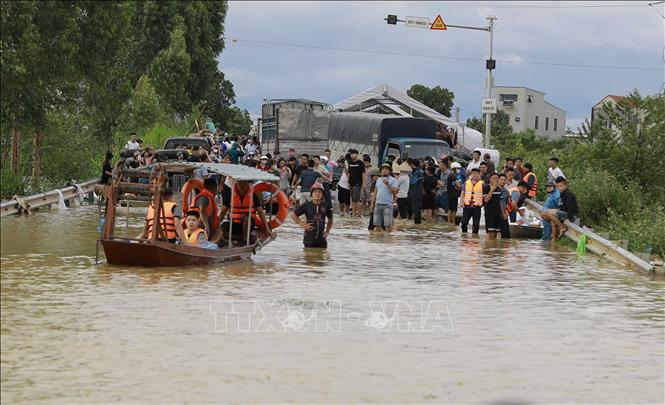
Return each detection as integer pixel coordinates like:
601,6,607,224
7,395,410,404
460,168,484,234
291,182,333,248
183,209,208,246
219,180,273,244
192,178,222,244
140,188,186,243
522,163,539,198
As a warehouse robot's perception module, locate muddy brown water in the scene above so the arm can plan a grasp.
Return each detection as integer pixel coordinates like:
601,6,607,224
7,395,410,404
1,205,663,403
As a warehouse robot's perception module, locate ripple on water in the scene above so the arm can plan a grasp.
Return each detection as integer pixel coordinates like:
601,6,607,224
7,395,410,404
0,207,663,403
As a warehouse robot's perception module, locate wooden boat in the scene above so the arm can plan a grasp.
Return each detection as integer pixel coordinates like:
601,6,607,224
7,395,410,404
100,162,283,267
509,222,543,239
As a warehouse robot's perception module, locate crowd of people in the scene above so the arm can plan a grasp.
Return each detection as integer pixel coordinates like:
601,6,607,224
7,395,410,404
103,130,580,250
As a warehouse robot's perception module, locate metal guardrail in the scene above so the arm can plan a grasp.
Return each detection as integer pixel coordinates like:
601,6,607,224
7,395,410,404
0,178,99,217
524,199,654,275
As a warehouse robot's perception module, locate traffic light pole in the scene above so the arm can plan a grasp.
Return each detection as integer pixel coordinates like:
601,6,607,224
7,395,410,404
386,14,497,148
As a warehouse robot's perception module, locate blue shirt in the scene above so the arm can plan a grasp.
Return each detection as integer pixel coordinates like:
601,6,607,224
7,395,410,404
375,176,398,205
543,189,560,209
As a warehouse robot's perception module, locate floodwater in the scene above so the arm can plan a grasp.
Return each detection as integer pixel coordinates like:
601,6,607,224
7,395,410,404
1,205,663,404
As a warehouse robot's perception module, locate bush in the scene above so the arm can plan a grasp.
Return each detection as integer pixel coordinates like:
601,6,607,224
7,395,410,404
0,170,27,198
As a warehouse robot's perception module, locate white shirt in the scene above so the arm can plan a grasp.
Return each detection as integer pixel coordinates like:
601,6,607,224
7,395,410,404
338,171,350,189
547,167,565,183
466,159,482,171
396,174,410,198
125,140,140,150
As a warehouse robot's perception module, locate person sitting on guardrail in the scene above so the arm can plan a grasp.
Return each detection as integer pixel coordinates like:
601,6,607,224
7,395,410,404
540,181,561,241
542,176,578,240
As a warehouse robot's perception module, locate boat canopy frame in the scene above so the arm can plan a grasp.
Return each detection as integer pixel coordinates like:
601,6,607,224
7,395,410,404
102,162,279,249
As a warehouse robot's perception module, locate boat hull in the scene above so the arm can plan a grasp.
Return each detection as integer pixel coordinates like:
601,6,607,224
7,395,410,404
101,238,256,267
509,224,543,239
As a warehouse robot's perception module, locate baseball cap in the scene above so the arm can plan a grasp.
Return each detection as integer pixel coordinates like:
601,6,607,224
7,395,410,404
310,182,324,192
546,180,555,187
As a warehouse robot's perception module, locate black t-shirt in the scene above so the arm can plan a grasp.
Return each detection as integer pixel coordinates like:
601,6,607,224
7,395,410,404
558,189,579,219
423,175,437,194
446,174,459,196
347,160,364,187
101,161,112,184
294,200,332,242
483,184,503,215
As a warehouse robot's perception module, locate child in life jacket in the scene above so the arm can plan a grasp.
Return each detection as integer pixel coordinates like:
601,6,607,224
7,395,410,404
184,209,208,246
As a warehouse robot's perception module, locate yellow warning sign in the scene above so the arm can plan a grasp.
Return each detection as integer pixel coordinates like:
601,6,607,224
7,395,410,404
430,15,447,30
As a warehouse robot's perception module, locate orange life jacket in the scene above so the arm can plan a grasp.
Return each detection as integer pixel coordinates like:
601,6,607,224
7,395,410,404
146,201,177,240
523,172,538,198
184,228,207,245
463,180,484,207
230,185,257,223
192,189,219,231
504,185,518,216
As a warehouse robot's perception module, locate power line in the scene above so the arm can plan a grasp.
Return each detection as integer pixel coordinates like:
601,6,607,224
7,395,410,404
230,37,663,72
407,1,649,8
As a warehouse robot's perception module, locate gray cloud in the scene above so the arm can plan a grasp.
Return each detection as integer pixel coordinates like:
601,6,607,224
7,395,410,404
219,1,664,125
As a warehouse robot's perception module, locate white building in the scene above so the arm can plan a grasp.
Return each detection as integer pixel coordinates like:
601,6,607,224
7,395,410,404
494,86,566,139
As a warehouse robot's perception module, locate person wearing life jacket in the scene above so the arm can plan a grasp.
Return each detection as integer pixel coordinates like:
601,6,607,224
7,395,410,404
183,209,208,246
522,163,539,198
140,188,186,242
219,179,273,245
460,168,484,234
193,178,222,244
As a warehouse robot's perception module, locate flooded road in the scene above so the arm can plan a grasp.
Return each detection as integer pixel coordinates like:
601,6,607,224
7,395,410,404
1,205,663,403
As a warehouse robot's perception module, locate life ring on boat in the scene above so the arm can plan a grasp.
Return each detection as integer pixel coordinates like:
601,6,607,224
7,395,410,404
252,182,290,230
181,178,205,210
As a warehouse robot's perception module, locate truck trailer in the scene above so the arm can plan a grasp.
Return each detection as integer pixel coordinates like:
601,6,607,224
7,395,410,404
327,112,452,164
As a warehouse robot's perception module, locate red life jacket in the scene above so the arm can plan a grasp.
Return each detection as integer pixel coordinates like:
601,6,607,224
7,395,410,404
192,189,219,231
230,186,257,224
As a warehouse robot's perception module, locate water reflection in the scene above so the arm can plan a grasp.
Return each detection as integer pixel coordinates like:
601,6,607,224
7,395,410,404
1,206,663,403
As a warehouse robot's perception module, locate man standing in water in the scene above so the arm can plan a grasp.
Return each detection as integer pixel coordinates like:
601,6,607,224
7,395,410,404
370,163,399,232
460,168,484,234
291,183,333,248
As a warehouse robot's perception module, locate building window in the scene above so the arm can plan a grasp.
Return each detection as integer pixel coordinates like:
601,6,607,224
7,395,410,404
499,94,518,106
515,116,521,122
527,95,534,103
535,116,539,129
554,118,558,132
545,117,549,131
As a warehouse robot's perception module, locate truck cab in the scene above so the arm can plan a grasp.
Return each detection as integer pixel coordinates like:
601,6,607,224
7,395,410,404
383,137,452,163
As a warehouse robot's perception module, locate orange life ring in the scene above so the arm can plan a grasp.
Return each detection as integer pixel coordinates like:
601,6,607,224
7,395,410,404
181,178,205,210
252,182,290,230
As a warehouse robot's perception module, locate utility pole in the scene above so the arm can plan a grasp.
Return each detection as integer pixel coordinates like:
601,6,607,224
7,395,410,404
385,14,498,148
484,16,497,148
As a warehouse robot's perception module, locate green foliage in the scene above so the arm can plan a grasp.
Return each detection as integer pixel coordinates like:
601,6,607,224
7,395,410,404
0,170,27,198
1,0,247,193
494,91,665,257
219,106,253,136
466,110,514,139
120,75,167,135
150,22,192,116
407,84,455,116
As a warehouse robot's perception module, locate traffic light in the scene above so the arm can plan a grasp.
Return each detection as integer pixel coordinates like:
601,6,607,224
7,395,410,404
386,14,398,25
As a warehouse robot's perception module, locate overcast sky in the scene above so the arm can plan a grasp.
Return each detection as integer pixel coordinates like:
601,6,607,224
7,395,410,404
219,1,664,130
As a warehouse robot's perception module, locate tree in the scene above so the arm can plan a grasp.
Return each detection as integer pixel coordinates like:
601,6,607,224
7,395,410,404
466,110,513,139
150,20,192,116
218,107,253,136
407,84,455,116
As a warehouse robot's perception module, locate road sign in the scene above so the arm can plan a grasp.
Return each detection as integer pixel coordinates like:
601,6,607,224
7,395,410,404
405,16,430,28
430,15,447,30
481,97,497,114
